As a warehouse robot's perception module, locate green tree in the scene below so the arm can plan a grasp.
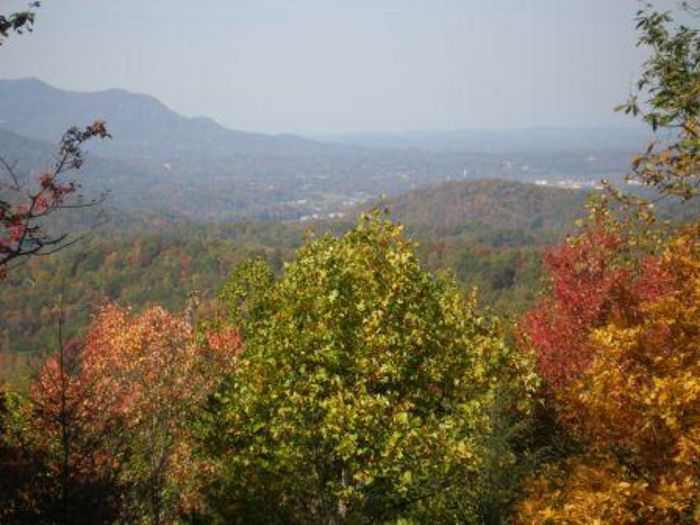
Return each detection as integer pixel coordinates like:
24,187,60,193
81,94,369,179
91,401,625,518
200,212,534,524
0,2,39,46
617,3,699,201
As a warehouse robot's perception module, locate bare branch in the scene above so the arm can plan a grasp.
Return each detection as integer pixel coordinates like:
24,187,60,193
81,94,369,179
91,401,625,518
0,157,21,190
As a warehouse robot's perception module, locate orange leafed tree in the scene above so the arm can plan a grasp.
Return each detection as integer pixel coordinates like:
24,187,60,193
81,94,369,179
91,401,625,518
27,304,241,522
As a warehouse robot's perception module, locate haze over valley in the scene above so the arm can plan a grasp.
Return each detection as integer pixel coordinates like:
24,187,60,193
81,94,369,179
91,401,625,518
0,78,643,222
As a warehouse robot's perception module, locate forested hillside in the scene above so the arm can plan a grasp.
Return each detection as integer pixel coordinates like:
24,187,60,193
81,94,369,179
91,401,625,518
3,177,698,368
388,179,587,240
0,180,573,359
1,2,698,524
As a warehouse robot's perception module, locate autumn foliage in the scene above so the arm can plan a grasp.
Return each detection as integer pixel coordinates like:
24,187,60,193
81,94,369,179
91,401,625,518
201,213,535,524
514,6,700,521
1,2,698,523
516,223,699,523
0,121,110,279
518,223,629,389
1,304,240,523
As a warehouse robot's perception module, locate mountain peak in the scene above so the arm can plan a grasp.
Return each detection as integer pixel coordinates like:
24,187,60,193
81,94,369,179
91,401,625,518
0,76,54,92
0,77,330,158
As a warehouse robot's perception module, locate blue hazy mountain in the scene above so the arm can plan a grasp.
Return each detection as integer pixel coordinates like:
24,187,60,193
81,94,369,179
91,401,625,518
316,127,648,154
0,78,341,159
0,78,640,221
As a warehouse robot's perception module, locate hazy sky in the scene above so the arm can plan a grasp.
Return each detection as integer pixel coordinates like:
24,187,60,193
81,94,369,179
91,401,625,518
0,0,671,134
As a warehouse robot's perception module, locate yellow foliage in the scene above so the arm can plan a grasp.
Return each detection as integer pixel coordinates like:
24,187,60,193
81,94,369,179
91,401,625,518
517,226,700,524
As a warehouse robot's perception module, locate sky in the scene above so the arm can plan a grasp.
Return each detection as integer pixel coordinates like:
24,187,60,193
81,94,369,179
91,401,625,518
0,0,673,134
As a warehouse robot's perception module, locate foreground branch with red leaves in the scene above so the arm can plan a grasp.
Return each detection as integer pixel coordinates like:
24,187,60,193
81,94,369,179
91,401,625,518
0,121,110,279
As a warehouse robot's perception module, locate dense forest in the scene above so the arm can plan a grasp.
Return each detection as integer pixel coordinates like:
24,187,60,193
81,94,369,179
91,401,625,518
3,178,696,366
1,3,699,524
1,180,587,359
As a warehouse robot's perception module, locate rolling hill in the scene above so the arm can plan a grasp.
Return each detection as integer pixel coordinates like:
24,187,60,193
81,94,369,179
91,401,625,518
386,178,588,241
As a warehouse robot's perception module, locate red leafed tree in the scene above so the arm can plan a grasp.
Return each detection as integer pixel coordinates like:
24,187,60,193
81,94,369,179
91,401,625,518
1,3,110,279
515,224,700,525
519,217,670,391
28,315,129,523
26,304,241,523
519,222,625,389
0,122,111,279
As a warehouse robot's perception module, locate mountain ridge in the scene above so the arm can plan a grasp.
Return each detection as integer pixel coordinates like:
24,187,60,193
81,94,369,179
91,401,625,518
0,77,340,159
0,78,640,222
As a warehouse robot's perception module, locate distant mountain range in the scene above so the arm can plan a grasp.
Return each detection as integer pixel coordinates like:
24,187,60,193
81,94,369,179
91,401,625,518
0,78,344,159
0,78,642,221
316,127,650,154
0,78,646,157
